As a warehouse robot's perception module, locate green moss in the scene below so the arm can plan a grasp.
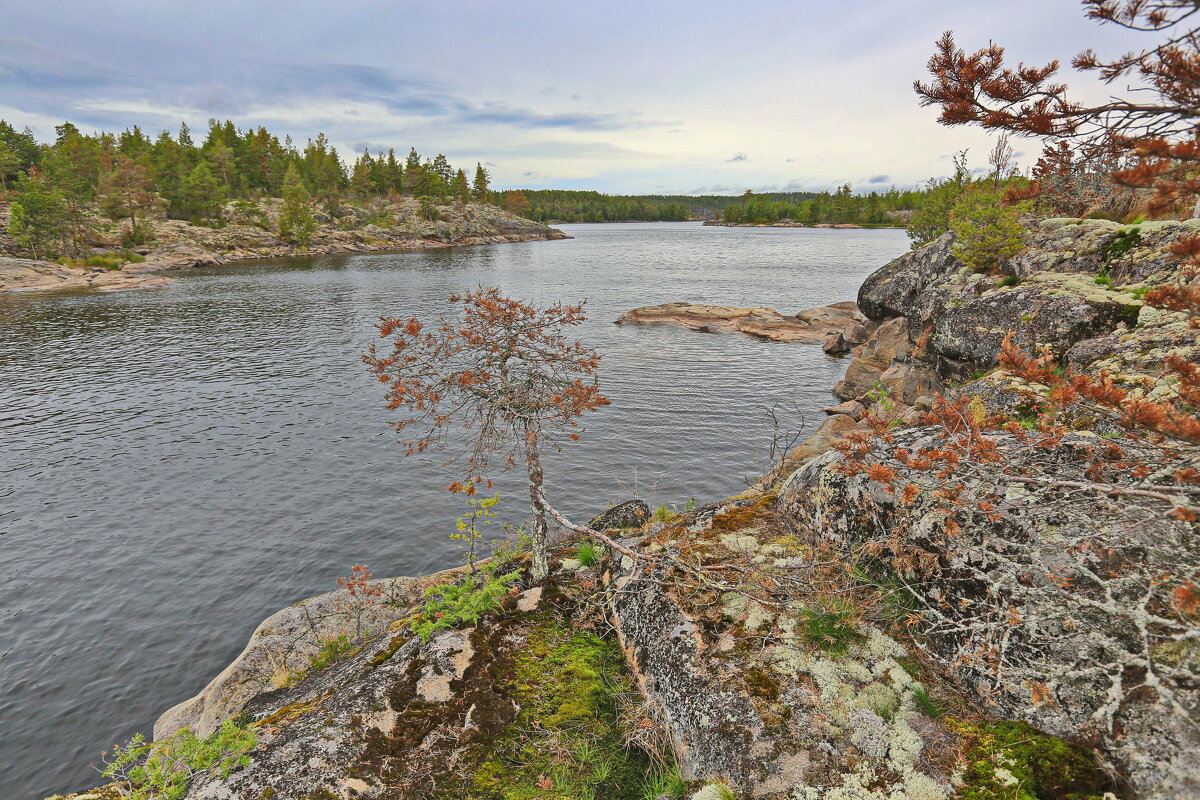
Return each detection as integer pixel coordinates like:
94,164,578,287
454,617,657,800
1099,226,1141,263
745,667,781,700
952,719,1113,800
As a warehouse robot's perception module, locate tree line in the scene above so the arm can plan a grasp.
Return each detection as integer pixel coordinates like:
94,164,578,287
720,184,925,226
0,118,497,258
511,189,897,224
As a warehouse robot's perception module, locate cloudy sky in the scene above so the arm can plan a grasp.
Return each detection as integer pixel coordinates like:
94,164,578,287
0,0,1153,194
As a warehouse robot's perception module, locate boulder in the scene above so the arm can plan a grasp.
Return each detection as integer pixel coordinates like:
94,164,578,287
861,316,911,364
929,274,1140,368
822,333,852,355
589,499,651,531
832,356,888,401
856,232,961,322
822,400,866,420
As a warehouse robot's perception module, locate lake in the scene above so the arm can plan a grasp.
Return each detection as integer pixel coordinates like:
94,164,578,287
0,222,908,798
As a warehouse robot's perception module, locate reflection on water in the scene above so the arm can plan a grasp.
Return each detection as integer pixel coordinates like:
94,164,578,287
0,222,908,797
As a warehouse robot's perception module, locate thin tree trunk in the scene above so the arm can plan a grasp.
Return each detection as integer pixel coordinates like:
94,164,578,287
523,423,550,581
1192,195,1200,219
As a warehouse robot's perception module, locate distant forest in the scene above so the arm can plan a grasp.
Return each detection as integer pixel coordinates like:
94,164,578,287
516,187,925,225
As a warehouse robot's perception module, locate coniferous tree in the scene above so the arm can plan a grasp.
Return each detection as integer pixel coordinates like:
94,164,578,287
277,163,317,248
7,171,66,259
179,162,224,223
451,168,470,203
472,163,491,203
98,155,159,244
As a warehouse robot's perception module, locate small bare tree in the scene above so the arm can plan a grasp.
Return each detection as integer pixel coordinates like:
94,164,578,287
364,286,610,580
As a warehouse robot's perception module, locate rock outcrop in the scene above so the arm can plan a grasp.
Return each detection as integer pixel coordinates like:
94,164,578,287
1,199,568,293
0,256,170,293
617,301,868,344
856,218,1196,377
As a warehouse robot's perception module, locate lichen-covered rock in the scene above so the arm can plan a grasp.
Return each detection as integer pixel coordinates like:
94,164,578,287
154,565,475,741
589,499,651,531
782,428,1200,799
857,232,962,324
604,497,963,800
929,273,1141,368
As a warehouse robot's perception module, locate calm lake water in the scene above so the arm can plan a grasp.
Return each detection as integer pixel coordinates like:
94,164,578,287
0,222,908,798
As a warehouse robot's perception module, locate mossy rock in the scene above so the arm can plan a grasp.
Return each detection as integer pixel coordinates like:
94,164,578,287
952,719,1114,800
449,617,657,800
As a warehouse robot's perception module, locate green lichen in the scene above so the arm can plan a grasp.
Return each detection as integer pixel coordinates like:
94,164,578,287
454,617,661,800
952,719,1112,800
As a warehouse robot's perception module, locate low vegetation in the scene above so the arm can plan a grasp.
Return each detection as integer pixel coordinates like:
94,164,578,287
100,720,258,800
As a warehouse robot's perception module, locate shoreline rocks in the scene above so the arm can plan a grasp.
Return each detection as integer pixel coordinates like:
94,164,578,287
617,300,868,344
1,199,569,294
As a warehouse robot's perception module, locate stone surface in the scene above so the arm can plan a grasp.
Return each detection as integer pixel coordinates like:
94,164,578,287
153,564,474,741
589,499,651,531
929,273,1140,368
617,301,865,344
783,429,1200,799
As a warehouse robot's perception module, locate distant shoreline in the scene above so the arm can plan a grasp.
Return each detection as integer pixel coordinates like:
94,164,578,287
703,221,905,229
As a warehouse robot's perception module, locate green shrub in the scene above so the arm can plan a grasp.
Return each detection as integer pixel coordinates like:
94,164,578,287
413,563,520,642
652,503,676,523
949,184,1029,274
86,254,125,270
102,719,258,800
308,634,357,672
576,540,602,567
998,275,1020,287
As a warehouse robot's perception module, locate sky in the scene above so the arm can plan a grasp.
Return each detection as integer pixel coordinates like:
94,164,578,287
0,0,1158,194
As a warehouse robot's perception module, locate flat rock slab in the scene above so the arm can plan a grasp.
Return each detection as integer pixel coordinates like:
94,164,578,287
0,256,171,293
617,301,864,343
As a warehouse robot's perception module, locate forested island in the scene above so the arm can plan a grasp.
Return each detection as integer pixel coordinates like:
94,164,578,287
0,119,566,291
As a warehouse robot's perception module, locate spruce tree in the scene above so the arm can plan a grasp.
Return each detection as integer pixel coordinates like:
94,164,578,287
277,163,317,248
472,163,491,203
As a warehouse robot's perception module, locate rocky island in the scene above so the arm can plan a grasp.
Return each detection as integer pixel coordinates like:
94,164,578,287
0,199,566,293
47,216,1200,800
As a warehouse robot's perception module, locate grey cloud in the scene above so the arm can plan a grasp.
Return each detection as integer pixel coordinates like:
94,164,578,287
726,152,748,162
688,184,739,194
865,174,890,184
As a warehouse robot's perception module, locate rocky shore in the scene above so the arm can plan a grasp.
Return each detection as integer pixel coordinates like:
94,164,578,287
47,217,1200,800
0,199,568,294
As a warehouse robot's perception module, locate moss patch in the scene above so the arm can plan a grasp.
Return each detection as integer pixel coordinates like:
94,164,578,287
951,719,1113,800
450,617,658,800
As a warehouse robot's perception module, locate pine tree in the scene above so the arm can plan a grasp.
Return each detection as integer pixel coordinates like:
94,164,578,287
179,162,224,223
451,168,470,203
0,141,19,190
8,171,66,260
472,163,491,203
277,163,317,248
98,155,158,244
